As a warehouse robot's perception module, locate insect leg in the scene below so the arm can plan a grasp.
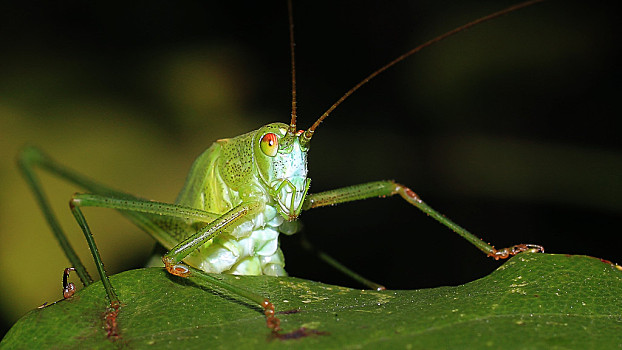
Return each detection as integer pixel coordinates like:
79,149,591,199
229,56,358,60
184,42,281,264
17,146,107,286
70,195,282,331
303,180,544,259
297,232,386,290
181,265,283,332
68,194,218,307
160,201,263,270
18,146,188,286
18,146,221,336
69,195,257,271
69,193,217,311
70,193,220,249
19,146,282,331
62,267,77,299
157,201,282,331
69,199,120,310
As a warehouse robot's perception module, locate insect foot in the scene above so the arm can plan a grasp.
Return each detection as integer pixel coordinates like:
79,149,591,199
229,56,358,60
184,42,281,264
62,267,76,299
162,256,192,278
487,244,545,260
105,300,121,339
262,299,281,333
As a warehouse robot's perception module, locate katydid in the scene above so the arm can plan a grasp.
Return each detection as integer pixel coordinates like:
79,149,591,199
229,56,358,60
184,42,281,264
18,0,544,336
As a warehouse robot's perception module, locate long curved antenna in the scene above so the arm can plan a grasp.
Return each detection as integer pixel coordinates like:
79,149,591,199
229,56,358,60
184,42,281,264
287,0,297,135
303,0,544,140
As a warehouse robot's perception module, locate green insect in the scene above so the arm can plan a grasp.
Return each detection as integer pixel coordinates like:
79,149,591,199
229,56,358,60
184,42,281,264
18,0,544,336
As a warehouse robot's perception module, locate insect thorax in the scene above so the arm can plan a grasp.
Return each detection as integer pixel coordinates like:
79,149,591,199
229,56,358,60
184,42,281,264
173,132,302,276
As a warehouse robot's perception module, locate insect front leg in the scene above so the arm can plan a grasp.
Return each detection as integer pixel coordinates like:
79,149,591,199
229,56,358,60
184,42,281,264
303,180,544,259
157,201,283,332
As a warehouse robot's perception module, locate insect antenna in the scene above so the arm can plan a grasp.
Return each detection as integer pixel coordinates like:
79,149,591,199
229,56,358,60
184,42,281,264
301,0,544,143
287,0,297,135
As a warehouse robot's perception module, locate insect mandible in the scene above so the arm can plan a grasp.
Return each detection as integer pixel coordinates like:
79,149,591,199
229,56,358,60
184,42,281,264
17,0,545,336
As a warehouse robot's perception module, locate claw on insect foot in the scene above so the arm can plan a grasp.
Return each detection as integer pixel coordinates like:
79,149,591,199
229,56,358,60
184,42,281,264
487,244,545,260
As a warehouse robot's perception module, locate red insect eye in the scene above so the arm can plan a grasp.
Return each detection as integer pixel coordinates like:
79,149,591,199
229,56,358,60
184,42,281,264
260,133,278,157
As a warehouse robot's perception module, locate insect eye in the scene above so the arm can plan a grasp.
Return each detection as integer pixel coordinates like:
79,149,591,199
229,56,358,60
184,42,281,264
260,133,278,157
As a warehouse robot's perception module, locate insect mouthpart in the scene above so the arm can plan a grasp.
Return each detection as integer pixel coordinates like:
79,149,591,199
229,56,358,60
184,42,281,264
269,177,310,221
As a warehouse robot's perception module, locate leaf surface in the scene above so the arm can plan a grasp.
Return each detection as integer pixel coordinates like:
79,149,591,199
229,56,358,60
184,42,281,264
2,253,621,349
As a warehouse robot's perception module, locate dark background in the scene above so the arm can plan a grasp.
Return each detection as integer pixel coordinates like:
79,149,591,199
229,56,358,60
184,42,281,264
1,0,620,338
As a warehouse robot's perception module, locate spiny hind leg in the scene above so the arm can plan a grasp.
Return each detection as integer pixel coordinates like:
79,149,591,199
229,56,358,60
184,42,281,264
303,180,544,259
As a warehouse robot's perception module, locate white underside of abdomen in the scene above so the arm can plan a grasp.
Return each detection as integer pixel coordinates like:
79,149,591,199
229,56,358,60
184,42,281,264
185,204,288,276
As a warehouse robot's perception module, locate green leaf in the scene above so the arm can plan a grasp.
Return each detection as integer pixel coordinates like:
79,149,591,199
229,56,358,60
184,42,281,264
2,253,621,349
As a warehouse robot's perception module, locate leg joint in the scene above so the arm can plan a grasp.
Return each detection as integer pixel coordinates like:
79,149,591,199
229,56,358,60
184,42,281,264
68,193,83,209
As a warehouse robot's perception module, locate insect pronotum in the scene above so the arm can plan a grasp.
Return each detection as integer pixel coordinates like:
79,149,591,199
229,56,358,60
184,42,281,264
17,0,546,337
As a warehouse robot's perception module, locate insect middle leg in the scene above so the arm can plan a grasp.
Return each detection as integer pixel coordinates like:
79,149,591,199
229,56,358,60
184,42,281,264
70,194,282,331
296,231,387,291
302,180,544,259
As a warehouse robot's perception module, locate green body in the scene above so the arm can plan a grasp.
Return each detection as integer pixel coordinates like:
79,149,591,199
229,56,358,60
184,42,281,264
138,123,308,276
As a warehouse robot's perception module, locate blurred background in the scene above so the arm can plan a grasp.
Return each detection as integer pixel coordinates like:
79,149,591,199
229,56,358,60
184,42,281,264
0,0,620,337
